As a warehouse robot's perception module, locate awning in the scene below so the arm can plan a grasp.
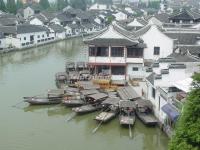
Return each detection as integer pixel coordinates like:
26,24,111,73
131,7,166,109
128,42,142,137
172,78,192,93
161,103,180,122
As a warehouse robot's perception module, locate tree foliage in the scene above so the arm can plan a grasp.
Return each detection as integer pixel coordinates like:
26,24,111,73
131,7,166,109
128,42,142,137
16,0,23,10
56,0,68,10
70,0,87,10
39,0,50,10
169,73,200,150
7,0,16,14
0,0,6,12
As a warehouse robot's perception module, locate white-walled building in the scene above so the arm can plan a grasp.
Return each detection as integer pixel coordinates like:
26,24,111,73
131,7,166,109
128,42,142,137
145,55,200,137
89,3,111,11
113,11,128,21
49,24,66,40
133,24,175,61
16,25,55,49
84,23,146,84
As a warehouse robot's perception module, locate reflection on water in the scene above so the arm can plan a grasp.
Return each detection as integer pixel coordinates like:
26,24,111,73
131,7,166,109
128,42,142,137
0,38,168,150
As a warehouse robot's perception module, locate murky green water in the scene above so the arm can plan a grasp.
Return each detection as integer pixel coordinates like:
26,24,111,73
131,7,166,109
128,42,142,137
0,38,169,150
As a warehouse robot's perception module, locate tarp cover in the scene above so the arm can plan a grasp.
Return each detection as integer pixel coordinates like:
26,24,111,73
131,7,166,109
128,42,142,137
161,103,180,122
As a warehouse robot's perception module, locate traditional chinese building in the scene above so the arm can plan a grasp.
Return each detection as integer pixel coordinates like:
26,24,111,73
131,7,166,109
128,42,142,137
84,23,146,84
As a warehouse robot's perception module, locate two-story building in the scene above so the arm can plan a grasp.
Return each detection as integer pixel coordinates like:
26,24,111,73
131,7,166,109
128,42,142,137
84,23,146,84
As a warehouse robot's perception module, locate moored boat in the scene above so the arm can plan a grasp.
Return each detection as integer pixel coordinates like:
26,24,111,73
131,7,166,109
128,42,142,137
72,104,102,114
24,97,62,105
135,99,158,126
119,100,136,127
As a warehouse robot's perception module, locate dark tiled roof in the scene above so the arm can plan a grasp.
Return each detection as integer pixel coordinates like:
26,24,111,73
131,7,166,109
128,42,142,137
146,73,155,85
154,13,170,23
178,45,200,57
169,9,200,20
30,14,48,23
84,38,138,46
65,23,82,29
0,26,16,34
56,13,72,22
77,12,92,20
167,53,200,62
41,11,56,20
17,24,49,34
0,18,17,26
81,23,94,29
49,24,65,33
133,25,151,37
164,32,200,45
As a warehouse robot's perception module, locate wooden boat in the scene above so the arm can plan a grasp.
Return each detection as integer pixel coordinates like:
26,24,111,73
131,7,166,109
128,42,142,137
72,104,102,114
62,99,85,107
24,97,62,105
85,93,108,104
95,106,119,123
135,99,157,126
55,72,68,88
66,62,76,72
119,100,136,126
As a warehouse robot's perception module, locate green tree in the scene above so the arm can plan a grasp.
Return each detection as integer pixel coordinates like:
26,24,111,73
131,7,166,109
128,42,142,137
169,73,200,150
16,0,23,10
39,0,50,10
7,0,17,14
0,0,6,12
57,0,65,10
70,0,87,10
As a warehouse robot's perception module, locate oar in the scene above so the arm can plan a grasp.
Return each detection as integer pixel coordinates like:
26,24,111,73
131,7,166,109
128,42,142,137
128,112,133,139
65,112,77,122
12,100,24,108
92,108,110,134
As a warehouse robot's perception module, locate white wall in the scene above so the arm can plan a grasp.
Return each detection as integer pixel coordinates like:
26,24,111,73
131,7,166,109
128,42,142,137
114,12,128,21
127,63,144,78
24,7,34,19
30,18,44,26
51,18,61,25
142,25,174,60
16,31,55,48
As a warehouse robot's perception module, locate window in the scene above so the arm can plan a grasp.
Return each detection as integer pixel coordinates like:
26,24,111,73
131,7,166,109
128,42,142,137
24,37,26,40
127,48,143,58
152,87,155,99
37,35,40,38
0,40,1,44
132,67,138,71
37,40,40,43
26,42,29,45
154,47,160,55
45,39,47,41
22,43,25,46
111,66,125,75
96,47,108,57
42,35,44,38
89,47,96,56
111,47,124,57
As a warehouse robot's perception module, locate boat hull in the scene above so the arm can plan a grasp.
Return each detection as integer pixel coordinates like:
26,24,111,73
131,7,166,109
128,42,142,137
136,111,157,126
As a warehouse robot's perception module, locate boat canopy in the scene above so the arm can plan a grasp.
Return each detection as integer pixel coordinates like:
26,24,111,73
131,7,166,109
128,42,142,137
161,103,180,122
117,86,139,100
87,93,108,101
135,99,153,109
81,89,99,95
102,97,121,106
119,100,136,108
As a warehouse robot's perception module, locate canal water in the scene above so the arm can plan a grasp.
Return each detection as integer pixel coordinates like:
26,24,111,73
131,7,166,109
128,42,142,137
0,38,169,150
